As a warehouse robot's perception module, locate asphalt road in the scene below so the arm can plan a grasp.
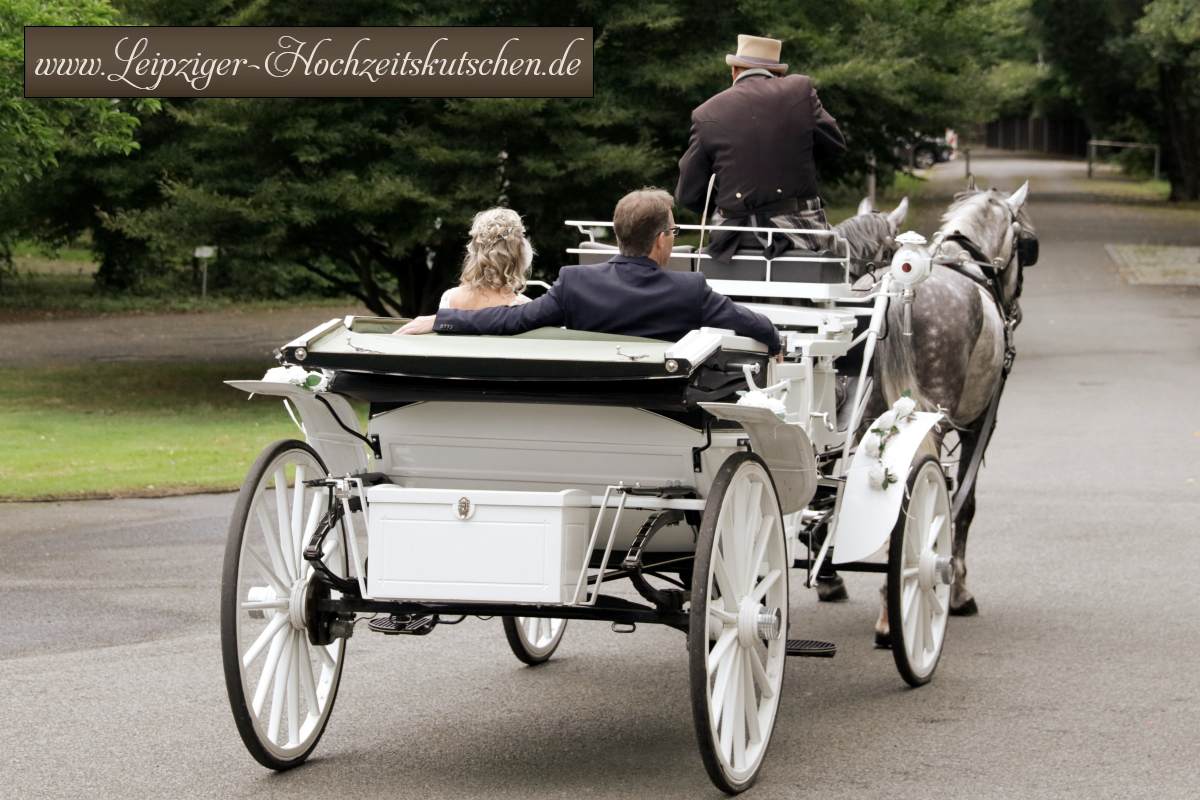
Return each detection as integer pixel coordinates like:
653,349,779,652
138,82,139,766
2,155,1198,799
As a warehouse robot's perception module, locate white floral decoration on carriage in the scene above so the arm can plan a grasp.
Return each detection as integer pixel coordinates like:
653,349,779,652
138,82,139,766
864,393,918,490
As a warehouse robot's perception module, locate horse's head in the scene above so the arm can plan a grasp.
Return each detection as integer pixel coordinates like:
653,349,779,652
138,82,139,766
835,197,909,278
937,181,1036,313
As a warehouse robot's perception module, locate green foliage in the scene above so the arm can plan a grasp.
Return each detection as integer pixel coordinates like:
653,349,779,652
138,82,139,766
0,0,152,195
1035,0,1200,199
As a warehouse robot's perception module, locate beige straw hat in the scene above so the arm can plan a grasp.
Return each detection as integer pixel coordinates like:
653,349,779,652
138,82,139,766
725,34,788,74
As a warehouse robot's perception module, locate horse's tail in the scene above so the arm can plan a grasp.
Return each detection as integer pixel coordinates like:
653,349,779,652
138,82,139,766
873,299,931,413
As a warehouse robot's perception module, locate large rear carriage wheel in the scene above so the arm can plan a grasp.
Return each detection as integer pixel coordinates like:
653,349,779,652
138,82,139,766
887,455,953,687
221,440,349,769
689,453,788,794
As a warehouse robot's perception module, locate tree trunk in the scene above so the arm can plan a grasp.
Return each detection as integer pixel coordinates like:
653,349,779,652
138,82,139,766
1159,64,1200,202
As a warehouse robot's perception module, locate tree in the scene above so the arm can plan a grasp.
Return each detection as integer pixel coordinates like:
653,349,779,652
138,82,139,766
0,0,150,196
1035,0,1200,200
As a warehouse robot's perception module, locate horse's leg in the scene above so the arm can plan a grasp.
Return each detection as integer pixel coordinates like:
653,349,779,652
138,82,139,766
950,422,982,616
873,584,890,648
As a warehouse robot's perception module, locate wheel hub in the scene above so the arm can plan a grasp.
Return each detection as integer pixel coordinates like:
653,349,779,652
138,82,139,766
288,577,310,631
918,551,955,590
737,598,781,648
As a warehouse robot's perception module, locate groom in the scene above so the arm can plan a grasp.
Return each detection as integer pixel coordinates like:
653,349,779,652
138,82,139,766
397,188,780,354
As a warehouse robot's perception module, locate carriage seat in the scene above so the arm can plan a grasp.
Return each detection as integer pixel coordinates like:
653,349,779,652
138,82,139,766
701,247,846,283
576,241,695,272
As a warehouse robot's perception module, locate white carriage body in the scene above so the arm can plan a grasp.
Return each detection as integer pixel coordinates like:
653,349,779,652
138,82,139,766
228,219,942,606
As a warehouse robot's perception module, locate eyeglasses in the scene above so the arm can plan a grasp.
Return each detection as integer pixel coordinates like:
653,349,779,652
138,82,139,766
662,225,680,237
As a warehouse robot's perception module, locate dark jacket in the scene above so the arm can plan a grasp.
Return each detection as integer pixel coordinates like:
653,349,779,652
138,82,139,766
433,255,781,354
675,72,846,215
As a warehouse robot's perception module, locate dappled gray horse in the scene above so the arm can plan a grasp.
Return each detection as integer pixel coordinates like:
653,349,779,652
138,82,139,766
868,182,1035,640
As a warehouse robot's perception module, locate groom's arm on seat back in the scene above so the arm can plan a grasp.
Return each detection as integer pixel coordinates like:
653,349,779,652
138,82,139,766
698,279,781,354
433,283,566,335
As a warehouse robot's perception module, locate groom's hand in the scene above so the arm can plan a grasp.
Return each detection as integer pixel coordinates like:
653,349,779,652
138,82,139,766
395,315,435,335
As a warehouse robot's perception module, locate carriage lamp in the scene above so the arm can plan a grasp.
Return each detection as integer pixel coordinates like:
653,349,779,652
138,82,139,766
889,231,932,287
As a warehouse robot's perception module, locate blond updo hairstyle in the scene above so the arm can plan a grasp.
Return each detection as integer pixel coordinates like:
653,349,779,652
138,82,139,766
458,207,534,294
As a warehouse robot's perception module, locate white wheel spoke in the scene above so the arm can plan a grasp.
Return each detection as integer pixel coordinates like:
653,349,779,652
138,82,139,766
917,475,936,534
903,587,921,647
928,513,948,553
747,644,775,700
298,638,321,716
709,607,737,625
902,566,919,581
711,644,738,727
750,569,781,603
255,505,293,586
731,653,747,768
243,612,288,668
241,599,287,611
746,515,773,592
719,653,741,762
707,628,738,673
901,578,920,618
920,597,935,654
741,482,764,585
742,650,762,745
246,547,289,597
273,469,293,583
268,631,294,743
287,635,300,746
252,622,289,715
291,466,306,571
910,593,925,658
927,587,946,618
712,550,739,610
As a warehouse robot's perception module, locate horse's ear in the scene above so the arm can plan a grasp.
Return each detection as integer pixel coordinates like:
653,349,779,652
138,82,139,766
886,196,909,230
857,197,874,216
966,174,977,191
1006,180,1030,212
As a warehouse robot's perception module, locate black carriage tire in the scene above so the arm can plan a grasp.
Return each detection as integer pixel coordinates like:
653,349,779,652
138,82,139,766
221,439,345,771
688,451,787,795
501,616,567,665
887,454,949,688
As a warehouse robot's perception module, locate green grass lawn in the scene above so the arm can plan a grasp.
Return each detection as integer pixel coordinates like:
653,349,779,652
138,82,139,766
0,362,365,501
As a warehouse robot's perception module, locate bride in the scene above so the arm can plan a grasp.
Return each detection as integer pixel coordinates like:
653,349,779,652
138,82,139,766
439,207,535,310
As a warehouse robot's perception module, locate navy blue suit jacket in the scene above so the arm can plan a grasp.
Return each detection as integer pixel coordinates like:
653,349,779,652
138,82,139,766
433,255,781,354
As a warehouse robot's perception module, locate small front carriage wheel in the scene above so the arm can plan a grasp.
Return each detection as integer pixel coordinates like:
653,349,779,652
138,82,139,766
689,453,788,795
502,616,567,665
221,440,349,770
887,455,953,687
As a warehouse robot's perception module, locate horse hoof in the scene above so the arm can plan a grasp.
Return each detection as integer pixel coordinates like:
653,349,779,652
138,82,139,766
873,630,891,649
816,576,848,602
950,597,979,616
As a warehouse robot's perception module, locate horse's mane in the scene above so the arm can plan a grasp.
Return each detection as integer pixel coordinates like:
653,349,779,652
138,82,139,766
833,211,894,262
939,189,1036,249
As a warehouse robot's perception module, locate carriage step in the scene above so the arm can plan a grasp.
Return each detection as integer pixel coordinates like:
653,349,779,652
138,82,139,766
368,614,437,636
786,639,837,658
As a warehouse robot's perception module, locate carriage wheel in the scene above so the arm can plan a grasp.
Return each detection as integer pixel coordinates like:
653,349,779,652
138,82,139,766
502,616,567,665
221,440,349,770
689,453,788,794
887,455,953,687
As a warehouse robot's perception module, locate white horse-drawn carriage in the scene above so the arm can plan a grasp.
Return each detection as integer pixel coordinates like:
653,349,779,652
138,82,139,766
221,220,953,793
